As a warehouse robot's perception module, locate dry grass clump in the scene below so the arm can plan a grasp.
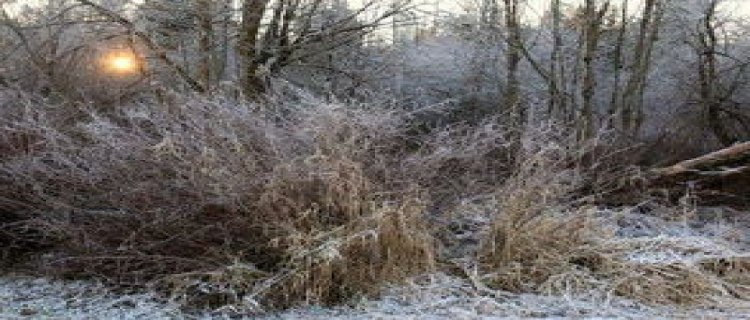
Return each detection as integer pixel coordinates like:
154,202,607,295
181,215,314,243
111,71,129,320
480,125,589,292
535,233,750,305
154,197,435,312
478,125,750,306
285,102,514,207
0,91,440,309
402,117,514,206
0,97,287,282
268,197,435,307
483,201,750,306
577,235,749,305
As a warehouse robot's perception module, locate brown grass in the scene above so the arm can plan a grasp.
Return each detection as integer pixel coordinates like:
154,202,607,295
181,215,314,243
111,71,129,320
2,89,748,312
0,91,449,309
479,127,750,306
480,125,590,292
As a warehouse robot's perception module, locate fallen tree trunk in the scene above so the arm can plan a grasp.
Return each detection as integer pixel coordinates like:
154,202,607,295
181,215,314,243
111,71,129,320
645,141,750,207
650,141,750,178
600,142,750,208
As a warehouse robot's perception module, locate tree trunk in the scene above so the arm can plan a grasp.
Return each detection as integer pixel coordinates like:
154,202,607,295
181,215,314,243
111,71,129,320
239,0,270,99
608,0,628,128
214,0,231,81
602,142,750,208
650,142,750,178
503,0,522,135
620,0,663,135
699,0,736,147
548,0,564,119
196,0,212,90
634,0,663,133
581,0,608,140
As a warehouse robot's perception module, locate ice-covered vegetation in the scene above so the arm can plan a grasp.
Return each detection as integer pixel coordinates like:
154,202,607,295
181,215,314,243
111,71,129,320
1,0,749,318
1,91,748,318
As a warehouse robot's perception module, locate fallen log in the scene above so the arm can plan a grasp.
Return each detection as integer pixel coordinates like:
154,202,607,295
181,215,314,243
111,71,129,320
646,141,750,207
599,142,750,208
650,141,750,179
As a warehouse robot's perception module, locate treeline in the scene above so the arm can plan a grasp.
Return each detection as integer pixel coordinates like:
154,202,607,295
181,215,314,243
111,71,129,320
1,1,748,155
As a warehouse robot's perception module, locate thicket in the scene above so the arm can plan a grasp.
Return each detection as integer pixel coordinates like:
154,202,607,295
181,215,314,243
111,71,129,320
0,88,747,313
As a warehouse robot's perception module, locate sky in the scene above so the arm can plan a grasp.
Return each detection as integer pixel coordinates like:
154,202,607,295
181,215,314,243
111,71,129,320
338,0,750,29
416,0,750,21
4,0,750,21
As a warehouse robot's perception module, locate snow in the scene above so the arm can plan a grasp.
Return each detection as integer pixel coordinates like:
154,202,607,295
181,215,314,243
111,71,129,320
2,208,750,319
2,274,749,319
0,277,180,319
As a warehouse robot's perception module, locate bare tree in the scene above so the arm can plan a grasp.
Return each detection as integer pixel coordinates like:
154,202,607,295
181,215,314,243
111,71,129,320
619,0,664,135
692,0,740,146
75,0,206,92
503,0,523,134
238,0,410,99
239,0,270,98
195,0,212,89
216,0,232,81
548,0,565,119
1,3,69,96
580,0,609,139
608,0,628,128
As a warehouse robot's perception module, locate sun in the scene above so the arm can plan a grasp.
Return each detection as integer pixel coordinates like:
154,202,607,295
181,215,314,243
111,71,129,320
103,51,140,74
111,56,135,71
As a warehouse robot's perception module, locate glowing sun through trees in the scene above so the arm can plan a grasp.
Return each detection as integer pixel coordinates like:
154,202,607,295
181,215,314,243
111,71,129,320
101,51,141,75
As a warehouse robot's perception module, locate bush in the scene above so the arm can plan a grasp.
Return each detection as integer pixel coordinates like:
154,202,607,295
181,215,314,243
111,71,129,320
0,91,452,309
478,125,750,305
4,88,746,312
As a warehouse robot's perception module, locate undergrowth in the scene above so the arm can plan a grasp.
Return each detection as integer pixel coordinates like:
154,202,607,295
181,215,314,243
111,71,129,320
479,128,750,306
1,89,748,312
0,91,476,310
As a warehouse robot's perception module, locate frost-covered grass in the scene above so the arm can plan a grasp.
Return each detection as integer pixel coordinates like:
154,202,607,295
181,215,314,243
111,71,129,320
3,208,749,319
270,274,750,319
2,91,749,316
0,92,503,309
2,274,748,319
0,277,180,319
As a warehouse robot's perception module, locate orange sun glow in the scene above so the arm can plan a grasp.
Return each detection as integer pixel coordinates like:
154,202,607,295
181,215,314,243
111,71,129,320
103,52,140,74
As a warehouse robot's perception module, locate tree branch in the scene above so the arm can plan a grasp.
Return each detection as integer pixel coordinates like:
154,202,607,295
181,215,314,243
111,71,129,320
75,0,206,93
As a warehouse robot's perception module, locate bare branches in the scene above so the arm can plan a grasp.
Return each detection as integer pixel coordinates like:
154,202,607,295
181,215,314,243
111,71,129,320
75,0,206,92
237,0,413,99
619,0,665,135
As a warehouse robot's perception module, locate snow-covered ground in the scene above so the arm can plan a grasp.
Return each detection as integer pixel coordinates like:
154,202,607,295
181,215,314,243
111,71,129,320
3,208,750,319
2,274,750,319
0,277,180,319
